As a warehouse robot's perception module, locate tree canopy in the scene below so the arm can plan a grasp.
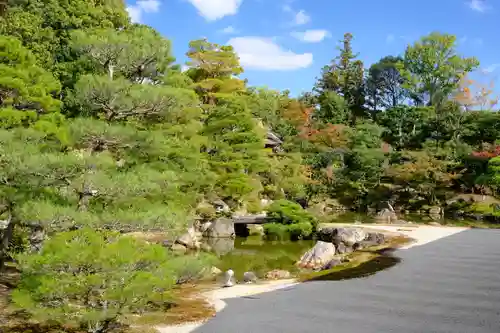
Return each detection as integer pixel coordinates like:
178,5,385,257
1,1,500,331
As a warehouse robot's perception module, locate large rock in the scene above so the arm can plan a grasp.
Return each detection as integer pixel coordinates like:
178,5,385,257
375,208,398,224
365,232,386,245
243,271,258,283
318,227,366,246
175,226,202,249
205,237,235,256
353,232,387,250
333,228,366,247
204,217,235,238
297,241,337,270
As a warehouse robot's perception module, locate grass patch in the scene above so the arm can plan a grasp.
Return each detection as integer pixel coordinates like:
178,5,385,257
122,284,215,327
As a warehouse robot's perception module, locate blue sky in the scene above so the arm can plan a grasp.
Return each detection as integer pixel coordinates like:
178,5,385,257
126,0,500,96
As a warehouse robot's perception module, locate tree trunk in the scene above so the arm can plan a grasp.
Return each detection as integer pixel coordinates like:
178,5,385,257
0,214,14,271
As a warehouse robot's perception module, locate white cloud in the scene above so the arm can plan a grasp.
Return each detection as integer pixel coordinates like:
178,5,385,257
220,25,239,34
482,63,500,74
282,4,292,12
467,0,489,12
294,10,310,25
386,34,395,43
127,0,161,23
138,0,161,12
291,29,330,43
228,36,313,70
187,0,243,21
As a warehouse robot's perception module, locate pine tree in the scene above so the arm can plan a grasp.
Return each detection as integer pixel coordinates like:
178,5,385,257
186,39,245,105
315,33,366,124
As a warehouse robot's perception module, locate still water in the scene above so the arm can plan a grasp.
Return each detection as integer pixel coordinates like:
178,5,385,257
214,236,314,280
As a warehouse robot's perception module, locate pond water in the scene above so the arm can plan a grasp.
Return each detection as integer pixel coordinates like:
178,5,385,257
211,212,495,282
214,236,314,280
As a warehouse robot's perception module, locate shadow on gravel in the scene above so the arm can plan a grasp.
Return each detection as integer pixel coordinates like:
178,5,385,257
305,249,402,282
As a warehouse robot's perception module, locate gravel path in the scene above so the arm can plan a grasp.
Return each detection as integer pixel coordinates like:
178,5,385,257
190,228,500,333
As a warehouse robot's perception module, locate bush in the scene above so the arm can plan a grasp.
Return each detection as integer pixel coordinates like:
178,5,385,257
268,200,316,224
287,222,313,240
263,223,289,240
266,200,317,240
11,228,212,333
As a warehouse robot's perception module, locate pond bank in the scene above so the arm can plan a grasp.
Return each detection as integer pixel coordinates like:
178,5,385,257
154,224,468,333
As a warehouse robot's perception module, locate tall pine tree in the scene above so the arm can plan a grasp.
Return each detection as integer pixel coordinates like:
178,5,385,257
315,33,366,125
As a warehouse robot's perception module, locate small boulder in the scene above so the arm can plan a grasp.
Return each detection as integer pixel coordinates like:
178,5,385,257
265,269,291,280
297,241,337,270
222,269,235,287
243,271,258,283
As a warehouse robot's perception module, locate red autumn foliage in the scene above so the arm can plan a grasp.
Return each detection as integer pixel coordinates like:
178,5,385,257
471,144,500,159
283,101,350,149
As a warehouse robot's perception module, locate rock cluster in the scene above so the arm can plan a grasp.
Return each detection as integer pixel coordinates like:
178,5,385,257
170,202,236,252
297,227,386,271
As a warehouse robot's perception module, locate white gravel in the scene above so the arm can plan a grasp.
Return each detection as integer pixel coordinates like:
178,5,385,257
155,224,468,333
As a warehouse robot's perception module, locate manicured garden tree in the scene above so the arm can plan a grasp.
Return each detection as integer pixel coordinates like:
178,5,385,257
12,228,214,333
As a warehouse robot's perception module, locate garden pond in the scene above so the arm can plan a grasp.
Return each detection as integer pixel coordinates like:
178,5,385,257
211,211,498,282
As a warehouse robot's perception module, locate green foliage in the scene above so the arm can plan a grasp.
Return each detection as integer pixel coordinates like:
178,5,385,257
68,74,198,122
0,36,61,128
377,106,434,149
12,228,212,333
0,0,129,88
366,56,407,110
263,223,290,240
1,5,500,326
266,200,317,239
186,38,245,104
315,33,366,124
268,200,316,225
203,97,268,200
71,25,174,81
316,91,350,125
400,32,480,107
